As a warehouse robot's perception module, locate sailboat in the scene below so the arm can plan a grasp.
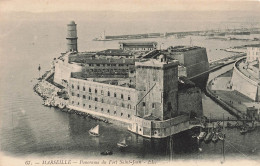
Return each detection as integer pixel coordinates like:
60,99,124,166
89,125,100,136
117,139,128,148
204,114,213,143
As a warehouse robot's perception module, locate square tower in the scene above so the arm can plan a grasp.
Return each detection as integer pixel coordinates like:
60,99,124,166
135,55,179,120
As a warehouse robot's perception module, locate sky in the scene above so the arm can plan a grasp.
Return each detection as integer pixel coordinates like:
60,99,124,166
0,0,260,13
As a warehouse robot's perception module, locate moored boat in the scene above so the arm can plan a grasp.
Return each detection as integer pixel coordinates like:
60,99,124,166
204,131,214,143
218,132,225,141
240,127,248,135
100,150,113,155
212,132,219,143
197,132,207,141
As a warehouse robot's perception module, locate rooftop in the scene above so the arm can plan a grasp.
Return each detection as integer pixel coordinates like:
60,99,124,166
94,78,136,88
96,49,133,56
167,46,203,52
135,58,179,68
119,41,157,46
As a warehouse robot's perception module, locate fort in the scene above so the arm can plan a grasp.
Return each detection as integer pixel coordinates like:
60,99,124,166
39,21,209,138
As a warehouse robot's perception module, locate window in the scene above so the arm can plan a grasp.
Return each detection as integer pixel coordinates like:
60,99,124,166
128,114,131,118
72,101,74,104
107,109,110,113
83,95,86,99
72,84,74,89
83,87,85,91
152,103,155,108
95,89,97,94
77,102,80,105
77,85,80,90
88,96,91,100
89,88,91,93
97,64,100,66
114,111,117,115
101,108,103,111
89,105,91,108
114,93,117,97
94,97,98,102
121,103,125,107
128,95,131,100
121,94,124,99
121,113,123,116
77,94,80,97
101,98,104,103
101,90,104,95
83,104,85,107
95,107,97,110
128,104,131,109
71,92,74,96
143,102,146,107
108,91,110,96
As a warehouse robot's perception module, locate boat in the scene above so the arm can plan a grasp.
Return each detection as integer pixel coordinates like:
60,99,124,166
204,131,214,143
117,139,128,148
240,127,248,135
248,126,256,132
89,125,100,136
100,150,113,155
204,114,213,143
197,131,207,141
218,132,225,141
212,132,219,143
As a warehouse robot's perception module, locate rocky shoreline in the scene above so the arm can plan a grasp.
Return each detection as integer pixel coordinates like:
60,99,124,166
33,70,111,124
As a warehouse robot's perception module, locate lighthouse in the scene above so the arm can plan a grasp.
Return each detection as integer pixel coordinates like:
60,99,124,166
66,21,78,52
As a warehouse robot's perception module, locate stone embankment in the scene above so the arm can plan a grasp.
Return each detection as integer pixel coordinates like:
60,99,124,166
206,78,245,119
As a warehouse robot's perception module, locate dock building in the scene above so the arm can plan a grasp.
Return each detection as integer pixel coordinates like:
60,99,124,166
53,21,205,138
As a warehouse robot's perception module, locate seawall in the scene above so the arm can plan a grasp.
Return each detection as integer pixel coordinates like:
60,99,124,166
231,57,259,101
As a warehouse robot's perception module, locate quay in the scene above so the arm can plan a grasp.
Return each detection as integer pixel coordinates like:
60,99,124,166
206,45,260,122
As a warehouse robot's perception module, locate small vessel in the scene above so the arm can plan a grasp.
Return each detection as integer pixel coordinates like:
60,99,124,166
117,139,128,148
204,131,214,143
218,132,225,141
248,126,256,132
197,132,207,141
248,122,256,132
226,122,233,128
100,150,113,155
89,125,100,136
212,132,219,143
240,127,248,135
204,114,213,143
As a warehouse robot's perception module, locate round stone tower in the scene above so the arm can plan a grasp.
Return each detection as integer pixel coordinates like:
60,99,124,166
66,21,78,52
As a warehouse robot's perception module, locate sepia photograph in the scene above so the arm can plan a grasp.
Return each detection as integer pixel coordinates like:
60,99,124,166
0,0,260,165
